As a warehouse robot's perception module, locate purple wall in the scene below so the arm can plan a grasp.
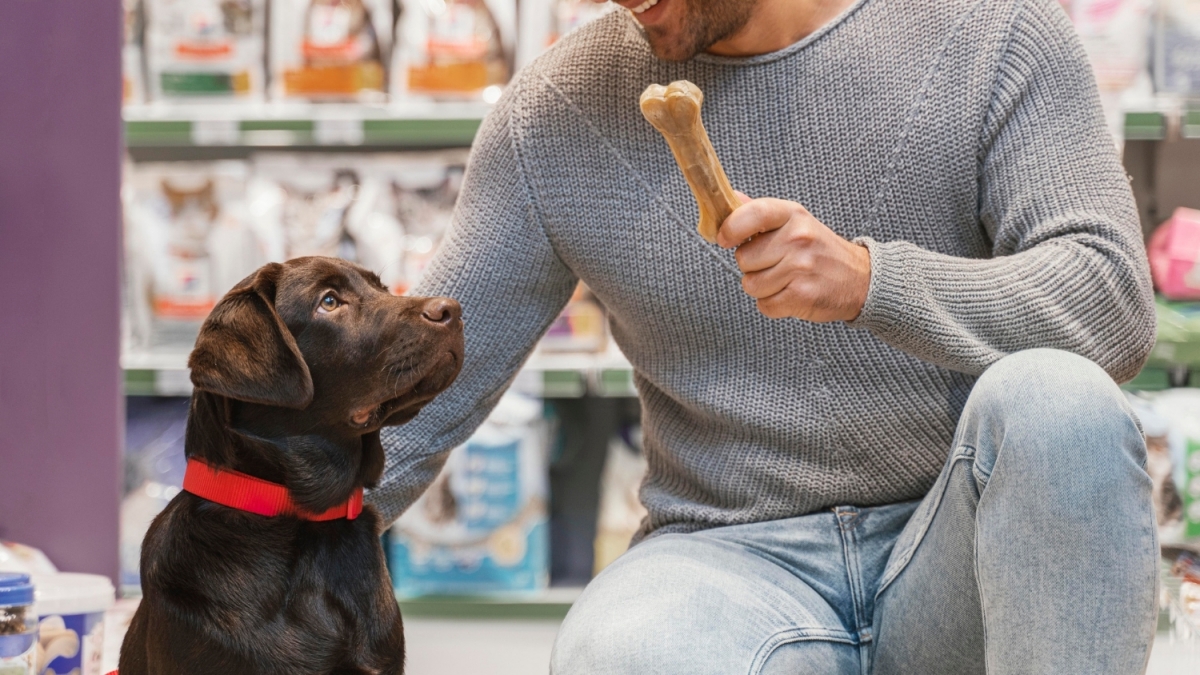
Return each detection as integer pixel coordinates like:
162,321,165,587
0,2,123,580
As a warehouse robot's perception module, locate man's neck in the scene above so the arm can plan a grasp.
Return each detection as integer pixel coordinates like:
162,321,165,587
706,0,859,57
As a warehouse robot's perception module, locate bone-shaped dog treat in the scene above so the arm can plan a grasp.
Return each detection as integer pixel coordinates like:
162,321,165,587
640,80,740,243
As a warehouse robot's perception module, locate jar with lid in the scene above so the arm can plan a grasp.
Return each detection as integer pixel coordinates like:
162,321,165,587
0,573,36,675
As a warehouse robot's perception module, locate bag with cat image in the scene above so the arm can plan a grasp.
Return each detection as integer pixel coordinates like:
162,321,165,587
270,0,393,100
144,0,267,100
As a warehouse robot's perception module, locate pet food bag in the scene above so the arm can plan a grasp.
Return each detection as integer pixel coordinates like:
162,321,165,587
32,574,114,675
389,393,550,596
1149,389,1200,543
392,0,514,100
123,0,146,105
270,0,392,101
1066,0,1153,138
123,161,266,349
249,154,406,292
515,0,612,69
367,152,467,293
1157,0,1200,96
144,0,266,100
1150,207,1200,301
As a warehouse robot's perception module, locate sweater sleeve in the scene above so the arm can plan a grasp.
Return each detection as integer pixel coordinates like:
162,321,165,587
368,86,579,527
847,0,1154,382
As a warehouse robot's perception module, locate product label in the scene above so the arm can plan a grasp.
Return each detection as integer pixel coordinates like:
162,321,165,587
0,633,35,675
39,613,104,675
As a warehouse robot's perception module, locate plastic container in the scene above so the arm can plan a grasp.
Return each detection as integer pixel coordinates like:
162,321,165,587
32,574,115,675
0,573,37,675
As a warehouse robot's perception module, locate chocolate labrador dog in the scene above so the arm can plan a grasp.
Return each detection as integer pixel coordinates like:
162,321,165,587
119,257,463,675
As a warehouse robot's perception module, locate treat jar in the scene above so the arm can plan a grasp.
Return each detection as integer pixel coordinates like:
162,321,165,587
0,573,37,675
32,574,114,675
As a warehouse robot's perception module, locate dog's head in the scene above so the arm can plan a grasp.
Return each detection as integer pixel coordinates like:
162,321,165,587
184,258,462,504
189,256,463,429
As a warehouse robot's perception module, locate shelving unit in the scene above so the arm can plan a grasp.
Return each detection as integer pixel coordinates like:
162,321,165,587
122,344,637,398
124,101,491,148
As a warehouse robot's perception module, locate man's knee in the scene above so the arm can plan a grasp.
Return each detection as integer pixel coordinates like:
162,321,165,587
962,348,1145,484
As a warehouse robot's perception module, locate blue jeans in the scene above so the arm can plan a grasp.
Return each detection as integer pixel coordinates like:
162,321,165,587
550,349,1159,674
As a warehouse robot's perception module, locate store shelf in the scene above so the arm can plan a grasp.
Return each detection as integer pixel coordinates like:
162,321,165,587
123,344,636,398
398,587,581,621
123,102,490,148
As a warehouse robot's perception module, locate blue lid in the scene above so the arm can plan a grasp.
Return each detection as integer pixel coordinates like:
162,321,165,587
0,573,33,607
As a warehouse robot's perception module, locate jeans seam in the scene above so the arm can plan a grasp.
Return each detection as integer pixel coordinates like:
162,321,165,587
837,513,870,641
748,627,858,675
876,446,976,596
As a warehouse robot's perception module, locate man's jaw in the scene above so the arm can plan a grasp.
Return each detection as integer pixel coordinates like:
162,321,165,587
615,0,670,25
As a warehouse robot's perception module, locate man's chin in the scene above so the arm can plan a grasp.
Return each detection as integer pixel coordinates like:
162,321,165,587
645,29,704,62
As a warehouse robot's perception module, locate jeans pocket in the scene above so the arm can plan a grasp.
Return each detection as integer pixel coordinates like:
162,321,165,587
875,446,976,598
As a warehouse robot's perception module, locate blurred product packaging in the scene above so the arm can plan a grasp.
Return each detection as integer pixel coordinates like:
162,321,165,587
1065,0,1154,140
1149,207,1200,301
393,0,513,100
388,393,550,596
592,428,647,576
539,284,607,353
1156,0,1200,96
123,161,267,350
120,397,190,593
271,0,392,101
144,0,267,101
123,0,146,105
1127,390,1200,544
516,0,613,69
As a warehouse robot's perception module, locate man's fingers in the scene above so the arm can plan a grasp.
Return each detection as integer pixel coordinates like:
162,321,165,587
717,198,792,248
741,265,793,299
733,228,785,272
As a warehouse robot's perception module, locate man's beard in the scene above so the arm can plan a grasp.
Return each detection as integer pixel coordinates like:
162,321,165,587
643,0,760,62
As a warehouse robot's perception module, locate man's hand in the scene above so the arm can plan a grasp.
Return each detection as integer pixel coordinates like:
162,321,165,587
716,196,871,323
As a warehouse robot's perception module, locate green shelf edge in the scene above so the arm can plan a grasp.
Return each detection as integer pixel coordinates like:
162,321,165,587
123,117,481,147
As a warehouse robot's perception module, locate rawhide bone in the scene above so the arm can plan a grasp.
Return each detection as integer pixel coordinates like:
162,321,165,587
640,80,740,243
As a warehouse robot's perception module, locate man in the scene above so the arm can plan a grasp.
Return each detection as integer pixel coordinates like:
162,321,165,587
370,0,1159,671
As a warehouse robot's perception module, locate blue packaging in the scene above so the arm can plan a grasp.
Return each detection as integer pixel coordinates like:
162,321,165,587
389,394,549,597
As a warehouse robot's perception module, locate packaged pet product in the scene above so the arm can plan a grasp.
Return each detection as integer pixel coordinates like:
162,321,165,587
592,428,647,574
516,0,613,69
1145,389,1200,543
31,574,114,675
123,0,146,105
0,574,36,675
270,0,392,101
540,283,607,352
1150,208,1200,300
389,393,550,596
393,0,514,100
144,0,266,100
249,154,405,290
123,161,266,349
120,397,190,593
368,152,467,292
1067,0,1153,138
1157,0,1200,96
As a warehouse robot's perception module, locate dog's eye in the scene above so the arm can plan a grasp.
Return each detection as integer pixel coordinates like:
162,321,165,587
318,293,340,313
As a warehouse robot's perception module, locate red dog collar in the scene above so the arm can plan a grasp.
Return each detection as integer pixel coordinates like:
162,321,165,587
182,458,363,521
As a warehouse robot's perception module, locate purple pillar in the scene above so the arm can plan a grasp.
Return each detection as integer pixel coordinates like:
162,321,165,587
0,1,123,580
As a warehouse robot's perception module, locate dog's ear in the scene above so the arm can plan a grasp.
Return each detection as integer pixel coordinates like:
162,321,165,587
188,263,314,409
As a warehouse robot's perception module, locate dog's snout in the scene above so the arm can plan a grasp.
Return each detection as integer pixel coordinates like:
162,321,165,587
421,298,461,325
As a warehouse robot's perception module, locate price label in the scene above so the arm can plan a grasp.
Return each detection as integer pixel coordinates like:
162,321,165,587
190,119,240,145
315,118,364,145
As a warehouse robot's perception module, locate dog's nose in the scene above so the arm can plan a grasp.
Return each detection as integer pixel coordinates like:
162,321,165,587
421,298,461,325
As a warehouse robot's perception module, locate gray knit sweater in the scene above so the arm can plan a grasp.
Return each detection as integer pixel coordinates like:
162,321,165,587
373,0,1155,540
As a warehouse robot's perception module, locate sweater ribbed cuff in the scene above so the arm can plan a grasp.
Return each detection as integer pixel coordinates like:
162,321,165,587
846,236,912,335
